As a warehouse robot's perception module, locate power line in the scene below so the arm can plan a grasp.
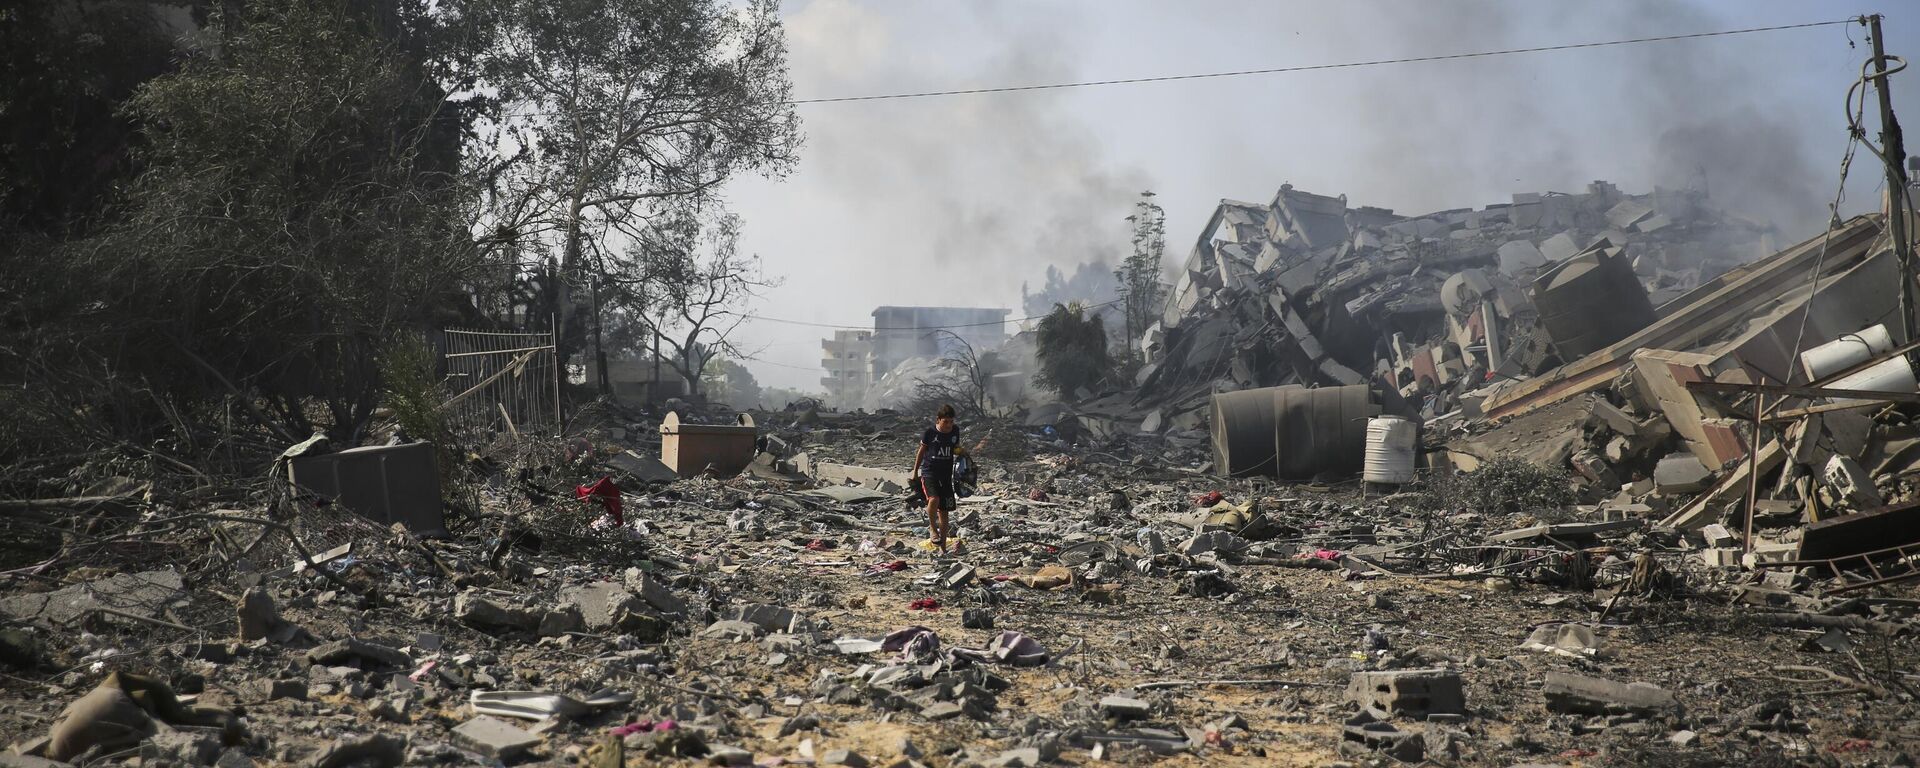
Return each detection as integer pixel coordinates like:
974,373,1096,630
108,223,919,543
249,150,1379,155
737,355,822,372
791,19,1857,104
745,298,1124,331
491,18,1855,119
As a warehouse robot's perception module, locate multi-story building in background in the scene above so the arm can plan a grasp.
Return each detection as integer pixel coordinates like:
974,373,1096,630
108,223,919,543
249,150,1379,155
817,307,1013,407
820,329,873,405
869,306,1012,376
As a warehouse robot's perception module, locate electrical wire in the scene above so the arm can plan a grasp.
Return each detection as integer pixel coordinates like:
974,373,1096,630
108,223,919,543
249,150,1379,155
788,19,1856,105
736,355,823,372
1786,40,1914,385
490,18,1856,120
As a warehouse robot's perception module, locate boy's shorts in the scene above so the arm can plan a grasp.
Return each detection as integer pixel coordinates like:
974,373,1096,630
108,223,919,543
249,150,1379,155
920,474,957,511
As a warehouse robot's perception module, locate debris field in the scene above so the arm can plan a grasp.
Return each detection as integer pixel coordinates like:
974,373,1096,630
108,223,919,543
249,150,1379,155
7,180,1920,768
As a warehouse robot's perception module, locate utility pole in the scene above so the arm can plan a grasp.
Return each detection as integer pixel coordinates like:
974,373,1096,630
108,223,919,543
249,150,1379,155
1867,14,1916,343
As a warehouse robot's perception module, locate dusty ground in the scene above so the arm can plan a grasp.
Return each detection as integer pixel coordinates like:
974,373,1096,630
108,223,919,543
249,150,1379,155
3,410,1918,767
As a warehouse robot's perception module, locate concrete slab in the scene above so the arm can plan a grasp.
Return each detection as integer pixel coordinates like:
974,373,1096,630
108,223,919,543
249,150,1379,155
452,715,541,760
0,570,183,628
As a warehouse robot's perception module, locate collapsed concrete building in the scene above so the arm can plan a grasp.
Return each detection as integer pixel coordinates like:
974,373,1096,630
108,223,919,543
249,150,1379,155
1038,178,1920,582
1108,181,1782,439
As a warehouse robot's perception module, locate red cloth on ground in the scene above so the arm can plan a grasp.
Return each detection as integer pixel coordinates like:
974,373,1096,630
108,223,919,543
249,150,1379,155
576,476,623,525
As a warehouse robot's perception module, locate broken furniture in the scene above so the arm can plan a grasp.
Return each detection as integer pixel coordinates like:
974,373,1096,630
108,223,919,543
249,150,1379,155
659,411,758,478
286,441,445,534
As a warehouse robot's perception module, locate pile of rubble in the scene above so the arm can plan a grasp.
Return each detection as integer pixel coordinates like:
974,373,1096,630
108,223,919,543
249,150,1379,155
3,388,1918,767
1071,180,1780,439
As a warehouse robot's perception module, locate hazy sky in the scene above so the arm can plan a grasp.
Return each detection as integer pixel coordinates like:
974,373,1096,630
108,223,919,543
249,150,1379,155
725,1,1920,391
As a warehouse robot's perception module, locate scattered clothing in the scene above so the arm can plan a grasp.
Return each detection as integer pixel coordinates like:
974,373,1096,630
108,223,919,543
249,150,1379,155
575,477,623,525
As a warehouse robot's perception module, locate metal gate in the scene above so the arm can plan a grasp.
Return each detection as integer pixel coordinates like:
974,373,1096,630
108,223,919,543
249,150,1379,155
441,328,559,436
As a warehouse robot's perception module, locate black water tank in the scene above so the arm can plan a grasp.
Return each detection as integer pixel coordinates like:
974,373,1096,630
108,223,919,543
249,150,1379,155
1531,243,1657,360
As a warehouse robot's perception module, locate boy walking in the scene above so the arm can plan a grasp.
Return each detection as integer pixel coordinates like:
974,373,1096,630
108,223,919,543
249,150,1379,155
913,404,963,551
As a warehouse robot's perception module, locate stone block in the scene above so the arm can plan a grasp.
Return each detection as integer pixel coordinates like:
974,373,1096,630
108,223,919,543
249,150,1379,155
451,715,541,760
1345,669,1465,718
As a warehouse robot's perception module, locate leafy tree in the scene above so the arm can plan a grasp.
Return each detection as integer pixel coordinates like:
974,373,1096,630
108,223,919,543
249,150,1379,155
474,0,803,371
0,3,180,236
1116,190,1167,360
599,205,773,400
1034,303,1111,398
68,0,483,444
702,357,762,410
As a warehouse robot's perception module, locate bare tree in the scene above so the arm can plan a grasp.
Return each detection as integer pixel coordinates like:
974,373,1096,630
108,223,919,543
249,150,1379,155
912,331,1000,418
602,208,773,400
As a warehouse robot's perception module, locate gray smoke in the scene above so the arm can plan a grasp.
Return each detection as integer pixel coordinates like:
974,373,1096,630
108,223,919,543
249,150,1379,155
1344,0,1845,238
736,1,1907,392
780,1,1147,309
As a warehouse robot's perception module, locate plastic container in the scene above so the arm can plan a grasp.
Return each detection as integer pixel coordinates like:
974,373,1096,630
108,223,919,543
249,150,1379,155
1800,324,1895,380
1363,416,1418,484
1827,356,1918,397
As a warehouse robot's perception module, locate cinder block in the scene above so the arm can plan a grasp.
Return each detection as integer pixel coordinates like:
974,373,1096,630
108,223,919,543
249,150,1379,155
1345,669,1465,718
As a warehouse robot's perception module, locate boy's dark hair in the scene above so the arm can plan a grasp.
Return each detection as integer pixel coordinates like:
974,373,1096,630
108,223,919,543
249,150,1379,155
936,403,956,420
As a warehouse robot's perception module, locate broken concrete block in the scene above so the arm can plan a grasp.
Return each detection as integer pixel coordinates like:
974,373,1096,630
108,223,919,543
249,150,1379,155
454,591,539,631
257,679,308,701
1654,454,1712,495
1097,695,1151,721
1345,669,1465,718
538,606,585,637
148,728,222,766
1542,671,1676,716
920,701,966,720
938,563,976,590
1822,455,1883,508
1698,548,1741,568
1342,721,1424,762
1700,523,1737,548
1498,240,1547,274
1605,198,1654,229
1588,399,1641,438
305,638,410,670
624,569,688,614
452,715,541,760
731,604,802,633
701,620,764,641
1538,231,1580,262
562,581,666,637
984,747,1043,768
822,749,869,767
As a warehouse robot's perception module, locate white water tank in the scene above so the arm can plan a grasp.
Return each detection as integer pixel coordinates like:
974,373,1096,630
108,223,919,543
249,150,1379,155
1363,416,1417,484
1800,324,1895,380
1828,356,1919,397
